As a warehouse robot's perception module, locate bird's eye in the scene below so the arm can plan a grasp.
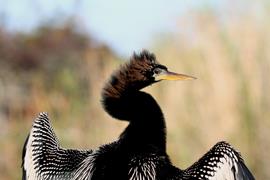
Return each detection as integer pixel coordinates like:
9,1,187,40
153,68,161,74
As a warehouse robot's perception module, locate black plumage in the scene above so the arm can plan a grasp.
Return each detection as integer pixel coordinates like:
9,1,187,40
22,50,255,180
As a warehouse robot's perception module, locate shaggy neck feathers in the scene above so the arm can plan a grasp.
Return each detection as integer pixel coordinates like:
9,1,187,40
102,51,166,152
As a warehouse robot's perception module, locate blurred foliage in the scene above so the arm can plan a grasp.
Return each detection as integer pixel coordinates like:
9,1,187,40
0,22,120,179
1,3,270,180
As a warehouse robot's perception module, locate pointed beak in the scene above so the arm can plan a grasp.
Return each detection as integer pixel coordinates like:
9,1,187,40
155,70,196,81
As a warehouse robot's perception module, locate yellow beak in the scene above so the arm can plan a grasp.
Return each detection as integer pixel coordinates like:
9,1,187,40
155,71,196,81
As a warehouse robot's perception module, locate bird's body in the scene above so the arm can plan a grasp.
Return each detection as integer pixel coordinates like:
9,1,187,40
22,50,255,180
22,112,172,180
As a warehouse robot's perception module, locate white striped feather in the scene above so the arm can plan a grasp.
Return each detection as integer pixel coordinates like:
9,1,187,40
183,141,254,180
128,155,158,180
23,112,94,180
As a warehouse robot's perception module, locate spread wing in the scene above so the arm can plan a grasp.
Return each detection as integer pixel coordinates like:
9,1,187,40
183,141,255,180
22,112,94,180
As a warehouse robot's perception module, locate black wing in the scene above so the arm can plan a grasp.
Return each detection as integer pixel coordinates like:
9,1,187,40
22,112,94,180
183,141,255,180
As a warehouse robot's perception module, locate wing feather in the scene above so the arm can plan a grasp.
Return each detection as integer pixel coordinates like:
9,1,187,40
183,141,255,180
22,112,94,180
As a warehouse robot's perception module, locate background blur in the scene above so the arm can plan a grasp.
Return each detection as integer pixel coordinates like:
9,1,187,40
0,0,269,179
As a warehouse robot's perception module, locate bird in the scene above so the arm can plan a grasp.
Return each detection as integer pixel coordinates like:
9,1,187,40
22,50,255,180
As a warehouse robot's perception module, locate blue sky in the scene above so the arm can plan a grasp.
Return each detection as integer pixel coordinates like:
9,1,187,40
0,0,223,56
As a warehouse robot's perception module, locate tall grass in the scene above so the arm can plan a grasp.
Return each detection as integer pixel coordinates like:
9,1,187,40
152,7,270,179
0,3,270,179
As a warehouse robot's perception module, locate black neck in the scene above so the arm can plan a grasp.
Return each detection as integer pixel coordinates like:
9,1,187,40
102,71,166,152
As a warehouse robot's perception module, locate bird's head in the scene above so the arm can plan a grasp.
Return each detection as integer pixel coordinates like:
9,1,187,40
126,50,196,87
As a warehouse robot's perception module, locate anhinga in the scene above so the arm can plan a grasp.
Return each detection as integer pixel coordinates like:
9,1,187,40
22,50,255,180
